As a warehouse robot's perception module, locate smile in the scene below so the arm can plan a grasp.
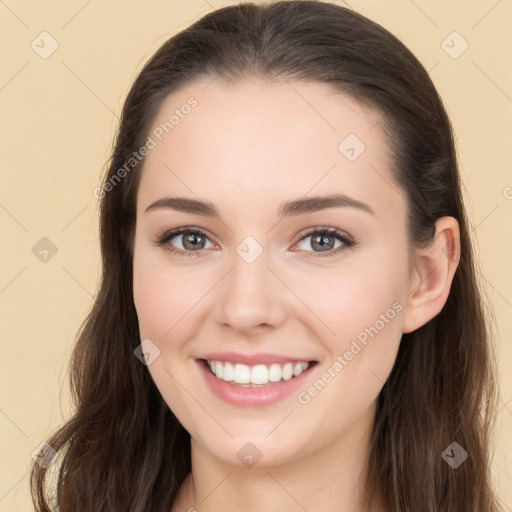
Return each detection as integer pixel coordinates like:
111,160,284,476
196,358,319,407
205,359,311,386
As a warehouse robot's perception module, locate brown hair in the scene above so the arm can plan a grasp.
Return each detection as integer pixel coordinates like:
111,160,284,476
30,1,502,511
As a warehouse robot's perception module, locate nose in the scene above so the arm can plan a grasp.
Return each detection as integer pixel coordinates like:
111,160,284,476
213,246,287,335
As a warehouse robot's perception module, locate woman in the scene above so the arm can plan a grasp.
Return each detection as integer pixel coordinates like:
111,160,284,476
30,1,502,511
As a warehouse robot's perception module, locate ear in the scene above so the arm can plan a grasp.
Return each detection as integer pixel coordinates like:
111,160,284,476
402,216,461,334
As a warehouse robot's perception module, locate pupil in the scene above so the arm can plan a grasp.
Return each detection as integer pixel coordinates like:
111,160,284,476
184,233,203,250
313,234,333,251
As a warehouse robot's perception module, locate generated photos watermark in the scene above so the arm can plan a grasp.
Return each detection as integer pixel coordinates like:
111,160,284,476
93,96,198,200
297,301,403,405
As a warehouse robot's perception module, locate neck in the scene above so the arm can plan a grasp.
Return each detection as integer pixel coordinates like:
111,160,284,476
172,401,385,512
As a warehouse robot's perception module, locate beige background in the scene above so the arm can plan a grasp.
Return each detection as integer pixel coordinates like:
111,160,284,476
0,0,510,510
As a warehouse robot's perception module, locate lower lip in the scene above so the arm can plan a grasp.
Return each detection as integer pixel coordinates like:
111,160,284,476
196,359,317,407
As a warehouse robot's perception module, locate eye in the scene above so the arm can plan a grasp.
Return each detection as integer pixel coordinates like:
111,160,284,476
154,225,355,259
292,227,355,258
153,227,215,258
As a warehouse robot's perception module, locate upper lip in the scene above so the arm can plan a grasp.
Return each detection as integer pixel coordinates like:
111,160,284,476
198,352,317,366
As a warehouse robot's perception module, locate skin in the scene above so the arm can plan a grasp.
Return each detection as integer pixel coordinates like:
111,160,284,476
132,77,460,512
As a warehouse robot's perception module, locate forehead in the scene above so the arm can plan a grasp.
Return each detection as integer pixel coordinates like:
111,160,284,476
136,77,402,220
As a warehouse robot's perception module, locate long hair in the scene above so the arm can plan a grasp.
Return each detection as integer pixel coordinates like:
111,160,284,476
30,1,502,510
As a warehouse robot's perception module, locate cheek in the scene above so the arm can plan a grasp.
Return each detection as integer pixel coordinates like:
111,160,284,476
132,245,218,366
292,259,405,439
132,248,204,433
294,252,407,346
290,243,407,415
133,261,171,337
132,247,194,339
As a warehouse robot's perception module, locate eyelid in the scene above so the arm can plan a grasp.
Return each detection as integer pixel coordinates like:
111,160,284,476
291,226,355,258
154,225,355,258
153,226,215,258
295,225,354,244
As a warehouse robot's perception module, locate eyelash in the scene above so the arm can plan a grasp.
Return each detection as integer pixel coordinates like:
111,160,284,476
153,226,355,259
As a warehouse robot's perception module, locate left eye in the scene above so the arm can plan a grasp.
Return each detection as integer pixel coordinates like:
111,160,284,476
292,227,354,257
299,231,348,252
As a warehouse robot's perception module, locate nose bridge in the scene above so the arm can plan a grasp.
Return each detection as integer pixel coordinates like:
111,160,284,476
215,235,285,331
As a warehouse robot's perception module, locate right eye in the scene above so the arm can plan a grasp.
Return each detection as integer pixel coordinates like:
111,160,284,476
153,226,216,257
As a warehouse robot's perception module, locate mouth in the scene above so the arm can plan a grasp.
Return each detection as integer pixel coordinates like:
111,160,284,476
199,358,319,387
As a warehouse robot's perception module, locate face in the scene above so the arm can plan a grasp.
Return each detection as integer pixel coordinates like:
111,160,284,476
132,77,410,467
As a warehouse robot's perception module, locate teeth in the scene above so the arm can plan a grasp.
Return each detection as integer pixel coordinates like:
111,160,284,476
293,362,306,377
234,363,251,384
214,361,223,380
251,364,269,384
269,363,282,382
206,360,310,385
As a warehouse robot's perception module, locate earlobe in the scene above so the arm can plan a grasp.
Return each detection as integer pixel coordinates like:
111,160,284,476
401,216,461,334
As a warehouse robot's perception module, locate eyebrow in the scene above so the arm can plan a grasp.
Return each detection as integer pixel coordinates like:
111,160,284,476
144,193,375,218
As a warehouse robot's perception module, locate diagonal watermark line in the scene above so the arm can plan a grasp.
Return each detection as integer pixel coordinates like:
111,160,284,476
61,0,93,29
0,0,29,28
201,72,218,92
266,163,337,235
283,78,336,130
407,0,439,28
0,408,29,438
266,471,309,511
408,200,501,302
469,204,499,234
164,267,234,337
405,238,458,301
496,495,512,512
61,61,119,117
368,367,385,384
428,61,439,73
472,61,512,104
496,395,512,417
60,205,89,233
60,265,94,297
338,0,353,9
198,471,234,503
472,0,502,29
406,264,436,299
0,266,28,295
163,163,233,234
481,275,512,308
407,202,499,302
0,62,29,93
162,366,233,438
0,471,28,502
265,266,336,335
0,202,29,232
368,163,408,205
265,409,294,438
202,0,216,11
369,115,384,132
